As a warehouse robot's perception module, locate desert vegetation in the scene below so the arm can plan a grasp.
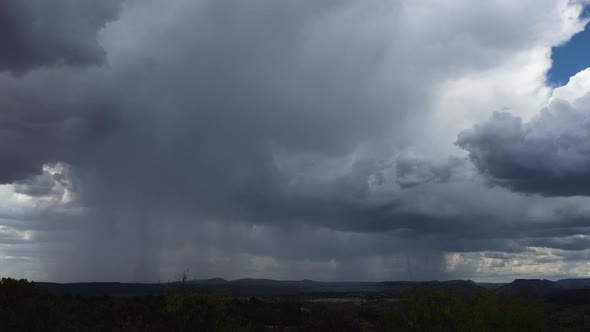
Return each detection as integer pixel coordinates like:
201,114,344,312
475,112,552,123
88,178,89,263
1,277,589,331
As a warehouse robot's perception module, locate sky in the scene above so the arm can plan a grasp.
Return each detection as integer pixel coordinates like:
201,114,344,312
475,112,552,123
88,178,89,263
548,9,590,86
1,0,590,283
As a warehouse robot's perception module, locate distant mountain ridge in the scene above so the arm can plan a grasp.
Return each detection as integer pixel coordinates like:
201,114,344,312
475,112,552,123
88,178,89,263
556,278,590,289
33,278,590,297
495,279,563,296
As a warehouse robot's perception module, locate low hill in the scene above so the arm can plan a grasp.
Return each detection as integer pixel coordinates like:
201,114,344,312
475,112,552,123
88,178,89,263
36,278,486,297
495,279,563,296
37,278,590,297
476,282,507,290
557,278,590,289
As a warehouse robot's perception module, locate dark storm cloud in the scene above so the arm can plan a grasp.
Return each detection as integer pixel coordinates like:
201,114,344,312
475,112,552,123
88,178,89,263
0,74,119,184
0,0,123,184
525,236,590,251
395,155,464,188
1,0,589,281
72,0,542,224
0,0,122,74
64,0,410,228
458,95,590,196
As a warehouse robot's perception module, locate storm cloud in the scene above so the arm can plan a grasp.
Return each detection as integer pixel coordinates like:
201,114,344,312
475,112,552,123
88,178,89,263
0,0,122,74
1,0,590,282
458,76,590,196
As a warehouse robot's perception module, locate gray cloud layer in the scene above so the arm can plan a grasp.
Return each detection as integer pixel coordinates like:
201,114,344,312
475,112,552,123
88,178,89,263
458,94,590,196
0,0,122,74
0,0,589,282
0,0,122,183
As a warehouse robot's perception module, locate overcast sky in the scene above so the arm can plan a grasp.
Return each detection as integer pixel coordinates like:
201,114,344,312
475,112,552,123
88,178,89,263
1,0,590,283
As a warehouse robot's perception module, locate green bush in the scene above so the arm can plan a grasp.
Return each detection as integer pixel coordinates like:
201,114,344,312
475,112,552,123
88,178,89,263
377,288,549,332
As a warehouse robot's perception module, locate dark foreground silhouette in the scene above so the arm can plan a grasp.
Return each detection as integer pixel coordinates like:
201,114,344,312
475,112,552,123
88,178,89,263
1,277,589,331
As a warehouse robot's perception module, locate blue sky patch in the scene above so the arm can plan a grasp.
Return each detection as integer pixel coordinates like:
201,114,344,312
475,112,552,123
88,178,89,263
547,8,590,86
